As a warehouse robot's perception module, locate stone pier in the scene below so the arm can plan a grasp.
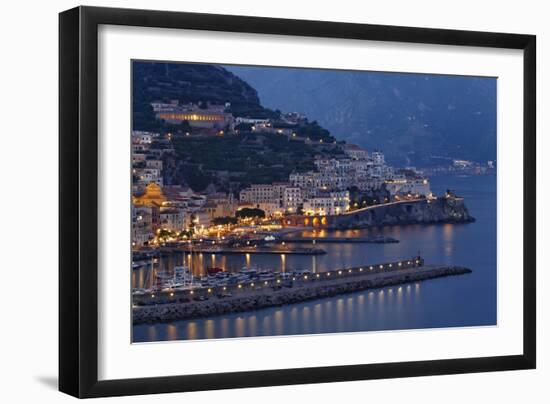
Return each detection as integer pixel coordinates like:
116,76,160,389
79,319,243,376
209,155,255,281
133,264,472,324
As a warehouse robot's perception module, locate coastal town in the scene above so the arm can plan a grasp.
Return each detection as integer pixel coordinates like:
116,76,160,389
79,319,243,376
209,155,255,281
132,100,438,250
128,62,486,333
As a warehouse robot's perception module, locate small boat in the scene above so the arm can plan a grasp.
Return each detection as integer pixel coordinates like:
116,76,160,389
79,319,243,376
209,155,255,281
207,267,224,275
132,287,154,296
155,265,200,290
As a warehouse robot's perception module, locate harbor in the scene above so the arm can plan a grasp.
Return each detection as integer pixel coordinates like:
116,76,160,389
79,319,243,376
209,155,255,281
128,60,496,342
132,174,496,342
132,256,473,324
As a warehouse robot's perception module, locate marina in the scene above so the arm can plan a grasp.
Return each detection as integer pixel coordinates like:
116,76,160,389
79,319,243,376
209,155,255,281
133,175,496,341
132,256,472,324
133,255,426,303
127,57,497,342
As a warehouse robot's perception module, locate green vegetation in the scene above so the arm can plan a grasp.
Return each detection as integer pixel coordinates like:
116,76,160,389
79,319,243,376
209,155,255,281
348,186,389,209
156,229,193,241
236,208,265,219
296,121,336,143
225,104,280,120
172,133,321,191
132,61,261,132
134,61,346,193
211,216,238,225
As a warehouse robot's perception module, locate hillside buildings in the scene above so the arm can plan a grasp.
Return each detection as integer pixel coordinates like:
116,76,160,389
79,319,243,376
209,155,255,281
131,106,432,247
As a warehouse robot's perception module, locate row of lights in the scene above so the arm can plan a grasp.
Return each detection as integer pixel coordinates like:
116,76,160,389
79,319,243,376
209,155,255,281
149,259,422,299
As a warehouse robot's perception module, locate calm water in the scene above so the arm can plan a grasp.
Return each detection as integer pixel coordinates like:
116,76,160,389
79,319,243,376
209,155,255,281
133,175,497,342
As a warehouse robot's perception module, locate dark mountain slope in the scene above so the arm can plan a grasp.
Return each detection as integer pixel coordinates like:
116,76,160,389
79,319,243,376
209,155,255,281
227,65,496,166
132,61,271,131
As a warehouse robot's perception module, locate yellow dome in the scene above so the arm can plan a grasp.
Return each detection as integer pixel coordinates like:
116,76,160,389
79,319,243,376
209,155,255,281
133,183,167,206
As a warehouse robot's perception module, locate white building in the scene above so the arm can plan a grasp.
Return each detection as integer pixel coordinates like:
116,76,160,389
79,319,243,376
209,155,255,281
384,178,431,198
159,208,185,232
145,158,163,170
239,183,304,215
235,117,271,126
371,151,385,166
132,131,157,145
289,171,337,192
283,186,302,212
133,167,163,186
192,209,213,229
132,205,153,247
303,190,350,216
343,144,369,160
240,184,276,204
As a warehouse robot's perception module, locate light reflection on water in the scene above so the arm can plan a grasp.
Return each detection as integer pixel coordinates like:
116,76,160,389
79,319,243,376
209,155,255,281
133,175,497,342
132,220,467,288
135,283,426,341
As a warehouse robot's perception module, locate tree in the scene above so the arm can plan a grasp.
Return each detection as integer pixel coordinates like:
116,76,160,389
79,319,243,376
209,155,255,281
236,208,265,219
296,121,336,143
212,216,238,225
183,166,213,192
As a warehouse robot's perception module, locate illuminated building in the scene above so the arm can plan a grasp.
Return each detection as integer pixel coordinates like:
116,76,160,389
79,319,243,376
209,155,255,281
384,178,431,198
303,190,350,216
133,183,167,207
152,101,233,129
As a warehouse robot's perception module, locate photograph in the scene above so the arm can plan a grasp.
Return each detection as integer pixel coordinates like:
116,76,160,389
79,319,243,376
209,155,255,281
130,60,497,343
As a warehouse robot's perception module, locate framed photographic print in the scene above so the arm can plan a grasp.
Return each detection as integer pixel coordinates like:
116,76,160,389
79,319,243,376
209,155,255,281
59,6,536,398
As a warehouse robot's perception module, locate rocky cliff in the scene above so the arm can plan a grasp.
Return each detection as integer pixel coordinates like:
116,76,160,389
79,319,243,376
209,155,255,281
323,197,475,229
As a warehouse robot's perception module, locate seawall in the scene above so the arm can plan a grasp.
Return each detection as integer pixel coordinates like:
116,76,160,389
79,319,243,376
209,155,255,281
133,265,472,324
283,196,475,229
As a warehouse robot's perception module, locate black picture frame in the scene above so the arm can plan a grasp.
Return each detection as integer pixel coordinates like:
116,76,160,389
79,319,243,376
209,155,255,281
59,5,536,398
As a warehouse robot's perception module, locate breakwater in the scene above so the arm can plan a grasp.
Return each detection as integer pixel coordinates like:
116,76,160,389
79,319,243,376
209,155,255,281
133,263,472,324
